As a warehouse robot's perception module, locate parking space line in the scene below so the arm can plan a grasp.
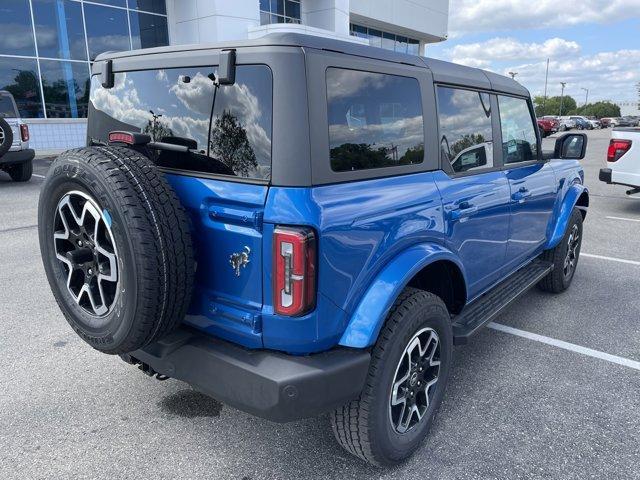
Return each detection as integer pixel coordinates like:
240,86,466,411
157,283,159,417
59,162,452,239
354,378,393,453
32,174,45,179
605,215,640,223
488,322,640,372
581,252,640,266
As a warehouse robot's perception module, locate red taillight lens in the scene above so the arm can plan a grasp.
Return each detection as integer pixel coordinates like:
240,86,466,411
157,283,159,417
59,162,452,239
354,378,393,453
607,139,632,162
109,131,135,144
273,226,316,316
19,124,29,142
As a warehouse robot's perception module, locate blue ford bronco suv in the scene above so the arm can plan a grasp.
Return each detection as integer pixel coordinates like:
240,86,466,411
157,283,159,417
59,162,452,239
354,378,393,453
38,34,589,466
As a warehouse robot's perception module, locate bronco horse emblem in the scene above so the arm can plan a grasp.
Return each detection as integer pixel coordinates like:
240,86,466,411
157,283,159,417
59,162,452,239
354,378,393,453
229,246,251,277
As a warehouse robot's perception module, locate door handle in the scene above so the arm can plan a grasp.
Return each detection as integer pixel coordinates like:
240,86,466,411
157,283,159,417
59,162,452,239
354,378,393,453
450,201,478,221
512,187,531,203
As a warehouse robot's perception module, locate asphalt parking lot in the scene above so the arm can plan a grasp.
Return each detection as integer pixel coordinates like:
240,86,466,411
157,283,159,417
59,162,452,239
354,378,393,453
1,128,638,479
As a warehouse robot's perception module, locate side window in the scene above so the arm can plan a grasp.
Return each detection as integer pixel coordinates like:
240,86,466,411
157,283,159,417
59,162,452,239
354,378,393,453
436,86,494,174
326,68,424,172
88,65,273,180
498,95,538,164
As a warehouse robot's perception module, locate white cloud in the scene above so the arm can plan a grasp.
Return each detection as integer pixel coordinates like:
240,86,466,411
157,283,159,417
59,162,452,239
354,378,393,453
449,0,640,34
450,38,581,64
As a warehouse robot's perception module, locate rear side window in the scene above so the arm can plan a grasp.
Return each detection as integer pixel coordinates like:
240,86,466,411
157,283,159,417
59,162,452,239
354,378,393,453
437,86,493,174
326,68,424,172
0,95,16,118
498,95,538,164
89,65,273,180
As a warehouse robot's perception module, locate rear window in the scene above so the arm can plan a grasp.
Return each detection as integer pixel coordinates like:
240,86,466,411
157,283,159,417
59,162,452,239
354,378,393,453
326,68,424,172
0,95,16,118
88,65,273,180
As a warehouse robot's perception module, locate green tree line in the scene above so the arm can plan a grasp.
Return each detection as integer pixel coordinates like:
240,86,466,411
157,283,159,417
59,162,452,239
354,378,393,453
533,96,621,118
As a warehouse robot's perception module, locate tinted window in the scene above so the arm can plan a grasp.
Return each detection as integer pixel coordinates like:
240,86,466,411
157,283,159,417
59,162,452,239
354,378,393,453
128,0,166,14
327,68,424,172
437,86,493,173
84,3,130,60
40,60,90,118
89,65,273,180
32,0,87,61
130,11,169,50
0,0,36,56
0,96,17,118
498,96,538,164
0,57,44,118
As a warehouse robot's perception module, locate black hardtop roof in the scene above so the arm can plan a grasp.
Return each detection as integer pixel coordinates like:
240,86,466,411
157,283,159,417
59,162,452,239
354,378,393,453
95,32,528,97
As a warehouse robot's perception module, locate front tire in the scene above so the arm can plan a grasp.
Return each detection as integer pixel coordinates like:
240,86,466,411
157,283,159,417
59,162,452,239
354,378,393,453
538,208,583,293
330,288,452,467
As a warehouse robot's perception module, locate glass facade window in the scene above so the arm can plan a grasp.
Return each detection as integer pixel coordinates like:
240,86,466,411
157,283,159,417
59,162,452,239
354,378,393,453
0,0,168,119
0,57,44,118
33,0,87,61
260,0,301,25
349,24,421,55
0,0,37,57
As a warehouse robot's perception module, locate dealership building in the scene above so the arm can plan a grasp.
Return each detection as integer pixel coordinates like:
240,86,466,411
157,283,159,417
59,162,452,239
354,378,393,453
1,0,449,152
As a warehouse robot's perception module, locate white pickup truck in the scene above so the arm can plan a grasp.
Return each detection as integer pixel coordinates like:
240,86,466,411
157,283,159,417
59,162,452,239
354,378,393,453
599,127,640,195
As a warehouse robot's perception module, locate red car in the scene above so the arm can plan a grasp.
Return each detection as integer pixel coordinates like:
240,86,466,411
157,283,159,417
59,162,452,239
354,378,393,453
537,118,559,138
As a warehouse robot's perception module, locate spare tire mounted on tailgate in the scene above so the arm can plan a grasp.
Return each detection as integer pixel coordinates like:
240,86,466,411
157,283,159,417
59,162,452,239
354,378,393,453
38,146,195,354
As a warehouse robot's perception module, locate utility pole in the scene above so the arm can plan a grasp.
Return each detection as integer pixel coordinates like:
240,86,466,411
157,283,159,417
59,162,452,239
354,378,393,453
559,82,567,116
508,71,518,80
581,87,589,106
543,58,550,111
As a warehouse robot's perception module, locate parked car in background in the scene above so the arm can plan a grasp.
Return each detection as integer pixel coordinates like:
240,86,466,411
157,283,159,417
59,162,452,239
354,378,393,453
586,117,601,129
36,34,590,467
0,90,34,182
623,116,640,127
537,117,559,137
569,116,592,130
600,117,613,128
600,127,640,195
558,116,577,131
610,117,632,128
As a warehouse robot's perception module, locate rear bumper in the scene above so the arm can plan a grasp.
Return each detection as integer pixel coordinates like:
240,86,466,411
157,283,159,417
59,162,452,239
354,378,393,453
0,149,35,165
122,327,371,422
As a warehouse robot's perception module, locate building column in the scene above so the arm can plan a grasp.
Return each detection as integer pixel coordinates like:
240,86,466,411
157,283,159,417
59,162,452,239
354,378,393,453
301,0,350,37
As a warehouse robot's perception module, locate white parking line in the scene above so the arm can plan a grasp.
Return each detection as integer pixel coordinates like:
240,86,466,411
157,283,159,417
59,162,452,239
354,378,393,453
582,252,640,266
488,322,640,372
32,174,45,179
606,216,640,223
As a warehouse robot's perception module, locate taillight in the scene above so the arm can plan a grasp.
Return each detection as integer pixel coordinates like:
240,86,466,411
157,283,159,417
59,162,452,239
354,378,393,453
19,124,29,142
109,131,135,144
607,139,632,162
273,226,316,316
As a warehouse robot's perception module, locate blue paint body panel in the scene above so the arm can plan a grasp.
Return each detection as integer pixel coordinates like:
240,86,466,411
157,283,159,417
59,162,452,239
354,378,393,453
164,158,586,354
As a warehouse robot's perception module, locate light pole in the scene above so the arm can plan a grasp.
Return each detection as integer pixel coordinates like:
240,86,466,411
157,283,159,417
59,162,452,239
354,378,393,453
581,87,589,106
508,71,518,80
559,82,567,116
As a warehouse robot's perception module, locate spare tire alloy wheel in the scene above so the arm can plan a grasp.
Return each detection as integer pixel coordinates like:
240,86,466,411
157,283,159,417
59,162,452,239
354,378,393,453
0,117,13,157
39,146,194,354
53,190,118,318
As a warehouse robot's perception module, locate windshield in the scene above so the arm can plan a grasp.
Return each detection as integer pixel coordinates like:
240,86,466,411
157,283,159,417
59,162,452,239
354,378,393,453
0,95,17,118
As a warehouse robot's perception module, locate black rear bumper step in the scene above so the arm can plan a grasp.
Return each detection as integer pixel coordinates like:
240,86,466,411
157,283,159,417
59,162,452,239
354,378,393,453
452,259,552,345
121,328,371,423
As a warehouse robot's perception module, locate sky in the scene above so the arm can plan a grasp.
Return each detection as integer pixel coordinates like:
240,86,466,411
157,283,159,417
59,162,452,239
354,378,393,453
426,0,640,106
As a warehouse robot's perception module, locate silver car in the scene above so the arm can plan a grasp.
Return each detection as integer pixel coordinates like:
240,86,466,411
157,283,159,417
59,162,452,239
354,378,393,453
0,90,35,182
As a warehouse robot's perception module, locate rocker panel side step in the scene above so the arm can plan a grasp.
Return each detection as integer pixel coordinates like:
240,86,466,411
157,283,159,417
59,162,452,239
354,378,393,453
452,259,553,345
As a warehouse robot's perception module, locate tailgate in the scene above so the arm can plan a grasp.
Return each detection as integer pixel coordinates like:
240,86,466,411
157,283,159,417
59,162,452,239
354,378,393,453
166,173,268,348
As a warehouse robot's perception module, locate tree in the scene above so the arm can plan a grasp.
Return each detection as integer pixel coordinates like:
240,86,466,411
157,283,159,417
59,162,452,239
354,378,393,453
210,110,258,177
575,101,620,118
142,118,173,141
533,95,577,117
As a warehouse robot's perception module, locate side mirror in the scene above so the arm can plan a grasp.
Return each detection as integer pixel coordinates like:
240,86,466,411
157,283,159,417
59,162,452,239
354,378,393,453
217,49,236,85
554,133,587,160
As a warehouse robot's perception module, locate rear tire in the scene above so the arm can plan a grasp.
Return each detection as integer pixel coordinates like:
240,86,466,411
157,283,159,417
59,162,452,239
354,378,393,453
0,117,13,157
330,288,452,467
538,208,583,293
38,146,195,354
7,159,33,182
